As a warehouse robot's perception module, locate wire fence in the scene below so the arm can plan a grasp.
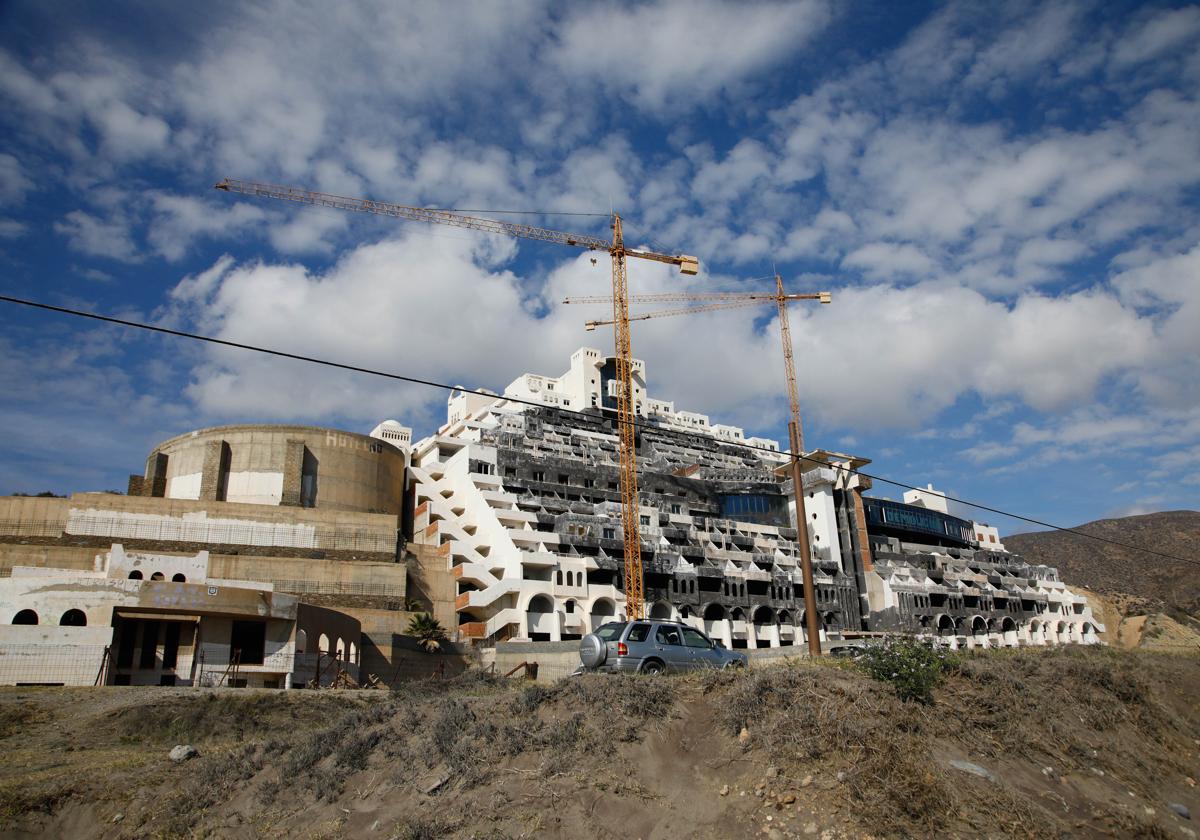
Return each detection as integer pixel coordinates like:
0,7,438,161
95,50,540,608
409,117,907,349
0,644,110,686
0,644,361,688
0,514,398,553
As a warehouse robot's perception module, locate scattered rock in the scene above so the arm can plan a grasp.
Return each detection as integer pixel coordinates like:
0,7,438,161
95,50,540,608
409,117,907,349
1143,806,1157,817
169,745,198,762
1089,767,1105,777
1187,777,1197,788
1041,766,1054,776
111,814,124,824
948,760,995,782
821,831,834,840
370,820,381,832
756,782,766,791
783,793,797,805
738,727,751,745
767,830,783,840
1169,802,1192,820
423,773,451,795
1179,828,1196,840
835,771,846,782
719,784,730,796
800,774,813,788
754,789,765,798
803,823,819,835
766,766,779,779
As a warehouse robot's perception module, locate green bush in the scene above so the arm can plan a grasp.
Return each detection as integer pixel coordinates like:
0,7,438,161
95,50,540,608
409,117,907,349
856,638,958,704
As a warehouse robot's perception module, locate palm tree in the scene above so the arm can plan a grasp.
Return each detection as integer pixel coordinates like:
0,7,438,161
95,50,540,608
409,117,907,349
407,613,447,653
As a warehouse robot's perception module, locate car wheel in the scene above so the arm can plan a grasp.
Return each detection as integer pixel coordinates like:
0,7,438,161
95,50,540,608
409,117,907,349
640,660,665,675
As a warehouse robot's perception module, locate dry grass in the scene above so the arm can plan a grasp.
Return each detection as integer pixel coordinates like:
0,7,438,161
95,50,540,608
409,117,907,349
0,647,1195,839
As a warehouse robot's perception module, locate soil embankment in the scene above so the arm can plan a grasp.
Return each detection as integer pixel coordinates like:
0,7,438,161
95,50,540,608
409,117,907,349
0,647,1197,839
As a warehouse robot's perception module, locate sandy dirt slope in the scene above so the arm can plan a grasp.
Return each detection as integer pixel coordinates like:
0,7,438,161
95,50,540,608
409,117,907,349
0,647,1197,839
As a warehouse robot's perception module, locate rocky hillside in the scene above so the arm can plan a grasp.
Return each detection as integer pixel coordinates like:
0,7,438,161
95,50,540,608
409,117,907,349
1005,510,1200,617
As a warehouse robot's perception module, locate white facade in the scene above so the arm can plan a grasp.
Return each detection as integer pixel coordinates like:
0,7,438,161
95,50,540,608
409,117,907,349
401,348,1100,653
0,545,362,687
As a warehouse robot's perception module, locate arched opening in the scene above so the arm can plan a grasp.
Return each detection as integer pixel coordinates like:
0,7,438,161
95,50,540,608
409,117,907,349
564,599,575,614
349,642,357,664
296,629,307,654
703,603,725,621
649,601,672,619
527,594,555,640
556,570,563,585
172,573,186,583
679,605,692,619
752,605,775,624
528,594,554,612
59,609,86,627
589,598,616,631
12,609,38,625
336,638,346,660
318,633,330,656
937,614,955,636
971,616,987,636
823,611,840,632
730,607,746,622
752,605,777,648
128,570,143,580
150,572,165,581
1001,617,1016,632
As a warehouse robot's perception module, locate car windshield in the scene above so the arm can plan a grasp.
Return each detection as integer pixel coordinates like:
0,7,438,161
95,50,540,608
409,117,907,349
594,622,627,641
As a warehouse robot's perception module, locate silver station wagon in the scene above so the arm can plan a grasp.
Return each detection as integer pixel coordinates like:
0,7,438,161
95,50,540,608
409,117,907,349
577,619,748,675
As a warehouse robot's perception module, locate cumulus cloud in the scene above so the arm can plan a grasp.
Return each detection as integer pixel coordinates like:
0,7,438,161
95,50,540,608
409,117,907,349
147,195,268,261
549,0,833,110
53,209,140,262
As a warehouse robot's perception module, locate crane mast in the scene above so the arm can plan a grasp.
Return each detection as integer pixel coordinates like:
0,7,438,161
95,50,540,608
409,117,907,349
564,276,830,655
215,179,699,622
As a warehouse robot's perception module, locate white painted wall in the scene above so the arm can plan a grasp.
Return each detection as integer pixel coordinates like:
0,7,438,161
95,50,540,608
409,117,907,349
224,471,284,505
167,472,202,500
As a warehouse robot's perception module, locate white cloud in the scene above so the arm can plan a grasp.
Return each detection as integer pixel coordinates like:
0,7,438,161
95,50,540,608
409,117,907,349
53,209,140,262
1111,6,1200,67
842,242,935,280
0,218,27,239
147,195,268,261
961,441,1017,464
549,0,833,110
0,153,32,205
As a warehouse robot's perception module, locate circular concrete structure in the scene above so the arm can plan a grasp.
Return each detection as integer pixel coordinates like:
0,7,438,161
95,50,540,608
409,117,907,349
142,424,406,514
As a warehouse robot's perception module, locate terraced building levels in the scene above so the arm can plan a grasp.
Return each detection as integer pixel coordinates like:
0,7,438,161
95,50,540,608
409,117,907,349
407,347,1102,650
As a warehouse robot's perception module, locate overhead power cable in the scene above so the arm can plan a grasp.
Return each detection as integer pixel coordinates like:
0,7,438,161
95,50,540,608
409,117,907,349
1,292,1194,567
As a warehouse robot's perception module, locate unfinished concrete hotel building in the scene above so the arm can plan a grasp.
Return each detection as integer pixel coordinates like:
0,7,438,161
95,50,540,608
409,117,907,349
410,347,1102,649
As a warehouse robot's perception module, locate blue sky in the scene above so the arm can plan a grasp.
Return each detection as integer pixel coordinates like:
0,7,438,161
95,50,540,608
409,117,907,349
1,0,1198,535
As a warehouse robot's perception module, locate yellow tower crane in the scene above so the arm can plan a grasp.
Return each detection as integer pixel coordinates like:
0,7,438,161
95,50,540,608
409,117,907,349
564,276,831,656
215,179,699,621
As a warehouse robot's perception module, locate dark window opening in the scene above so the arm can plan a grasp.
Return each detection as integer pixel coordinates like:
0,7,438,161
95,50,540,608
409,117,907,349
172,573,186,583
231,620,267,666
139,620,160,669
162,622,181,670
128,571,143,580
59,609,87,627
12,609,38,625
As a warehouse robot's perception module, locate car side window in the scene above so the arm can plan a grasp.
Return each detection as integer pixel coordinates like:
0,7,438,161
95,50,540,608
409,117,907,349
626,623,651,643
681,628,711,648
655,626,682,645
